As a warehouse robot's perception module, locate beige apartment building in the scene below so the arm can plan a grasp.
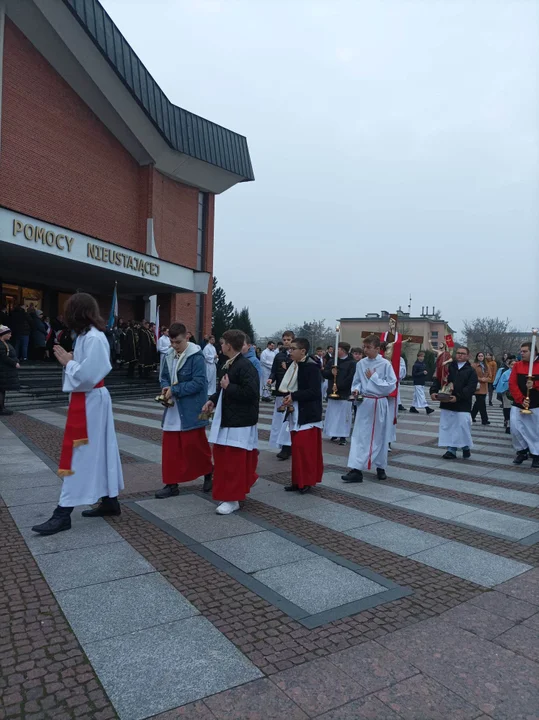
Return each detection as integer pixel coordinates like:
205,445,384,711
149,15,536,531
339,310,455,375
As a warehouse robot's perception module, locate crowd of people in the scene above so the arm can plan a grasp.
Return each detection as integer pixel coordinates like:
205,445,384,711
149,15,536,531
0,292,536,532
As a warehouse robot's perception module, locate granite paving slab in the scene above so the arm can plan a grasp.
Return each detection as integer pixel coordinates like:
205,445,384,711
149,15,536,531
137,495,217,520
328,640,419,693
20,515,123,556
393,495,477,520
295,503,385,532
248,478,284,497
467,591,538,621
8,501,61,528
2,457,53,475
203,677,309,720
35,540,155,592
204,531,314,573
345,521,449,557
166,512,263,543
56,573,198,645
1,484,64,507
393,454,539,485
455,508,539,540
113,412,162,429
84,617,262,720
374,673,482,720
315,695,403,719
253,556,386,614
439,603,515,640
410,541,531,587
378,617,539,719
254,489,325,512
495,567,539,604
494,623,539,662
272,657,365,716
0,470,61,491
322,472,419,502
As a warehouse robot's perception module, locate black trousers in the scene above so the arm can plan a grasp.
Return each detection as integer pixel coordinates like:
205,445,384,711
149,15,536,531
471,394,489,423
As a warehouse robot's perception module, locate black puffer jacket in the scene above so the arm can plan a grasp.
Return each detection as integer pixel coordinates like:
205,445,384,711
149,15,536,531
210,354,259,428
291,357,323,426
322,354,356,400
9,307,30,337
0,340,20,391
269,349,293,394
430,361,478,413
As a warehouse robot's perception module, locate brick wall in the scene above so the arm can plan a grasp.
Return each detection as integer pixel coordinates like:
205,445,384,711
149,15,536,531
0,20,146,252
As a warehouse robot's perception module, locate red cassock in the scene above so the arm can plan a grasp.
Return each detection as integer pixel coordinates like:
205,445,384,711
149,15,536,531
291,427,324,489
212,446,259,501
162,427,213,485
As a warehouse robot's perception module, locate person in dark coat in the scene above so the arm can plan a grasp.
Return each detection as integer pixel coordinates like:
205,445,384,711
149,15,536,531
430,346,478,460
409,350,434,415
138,320,156,378
280,337,324,493
203,329,260,515
0,325,20,415
123,322,138,377
322,342,356,445
9,304,31,361
28,309,48,362
268,330,295,460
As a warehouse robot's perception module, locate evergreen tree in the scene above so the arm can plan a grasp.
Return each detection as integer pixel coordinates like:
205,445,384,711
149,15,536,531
232,306,256,343
211,277,234,340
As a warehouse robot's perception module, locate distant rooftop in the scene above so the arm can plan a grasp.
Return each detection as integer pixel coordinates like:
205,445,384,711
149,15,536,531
62,0,254,181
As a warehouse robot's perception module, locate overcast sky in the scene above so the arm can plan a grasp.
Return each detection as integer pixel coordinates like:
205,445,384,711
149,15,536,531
105,0,539,337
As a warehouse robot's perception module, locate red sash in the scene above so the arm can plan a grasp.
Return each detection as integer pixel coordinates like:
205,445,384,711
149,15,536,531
58,381,105,477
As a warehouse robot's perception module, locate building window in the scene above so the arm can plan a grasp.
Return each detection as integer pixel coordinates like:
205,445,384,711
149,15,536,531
195,192,208,340
431,331,438,338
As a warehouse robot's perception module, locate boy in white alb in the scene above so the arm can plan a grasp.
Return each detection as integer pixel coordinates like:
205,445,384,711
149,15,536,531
342,335,397,483
260,341,276,398
202,335,218,396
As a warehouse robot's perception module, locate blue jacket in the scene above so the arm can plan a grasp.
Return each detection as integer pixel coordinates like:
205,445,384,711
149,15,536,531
160,350,208,431
495,368,512,395
243,346,261,378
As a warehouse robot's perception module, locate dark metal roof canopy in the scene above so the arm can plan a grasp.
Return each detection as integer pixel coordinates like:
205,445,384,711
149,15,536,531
62,0,254,182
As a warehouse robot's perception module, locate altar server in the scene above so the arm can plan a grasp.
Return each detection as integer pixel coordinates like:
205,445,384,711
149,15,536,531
322,342,355,445
202,335,218,396
509,340,539,468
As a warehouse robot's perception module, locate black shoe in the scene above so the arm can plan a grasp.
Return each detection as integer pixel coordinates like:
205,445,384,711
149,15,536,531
398,404,406,412
341,469,363,483
505,427,511,435
532,456,539,469
376,468,387,480
330,437,339,444
489,402,493,406
472,418,476,423
298,486,311,494
426,407,435,415
462,449,471,459
338,438,347,446
203,473,213,493
31,506,72,535
276,446,292,460
81,497,121,517
482,421,491,426
409,407,419,414
155,484,180,498
513,450,529,465
0,408,13,416
284,484,299,492
442,451,457,459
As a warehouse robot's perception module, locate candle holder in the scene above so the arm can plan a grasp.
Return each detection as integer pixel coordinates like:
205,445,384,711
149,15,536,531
155,393,174,408
329,382,340,399
520,327,538,415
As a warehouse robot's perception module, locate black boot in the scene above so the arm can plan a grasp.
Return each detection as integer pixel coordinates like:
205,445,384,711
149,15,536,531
284,483,299,491
398,404,406,412
338,437,347,446
505,426,511,435
532,456,539,469
341,469,363,483
426,407,435,415
203,473,213,493
376,468,387,480
409,407,419,414
513,450,529,465
31,506,73,535
81,496,121,517
155,483,180,498
276,445,292,460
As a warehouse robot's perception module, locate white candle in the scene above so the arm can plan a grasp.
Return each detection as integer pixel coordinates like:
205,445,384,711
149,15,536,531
334,325,340,367
528,329,538,376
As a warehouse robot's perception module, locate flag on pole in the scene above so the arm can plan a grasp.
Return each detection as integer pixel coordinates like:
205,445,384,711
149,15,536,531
107,282,118,330
155,305,160,341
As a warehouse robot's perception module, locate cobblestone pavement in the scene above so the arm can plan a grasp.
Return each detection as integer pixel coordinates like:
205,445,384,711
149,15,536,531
1,387,539,720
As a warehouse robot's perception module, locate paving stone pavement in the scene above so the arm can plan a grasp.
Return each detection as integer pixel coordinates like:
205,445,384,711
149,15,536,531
1,385,539,719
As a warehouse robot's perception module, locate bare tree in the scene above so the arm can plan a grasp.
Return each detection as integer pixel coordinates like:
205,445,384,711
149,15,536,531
463,317,520,358
266,320,336,349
